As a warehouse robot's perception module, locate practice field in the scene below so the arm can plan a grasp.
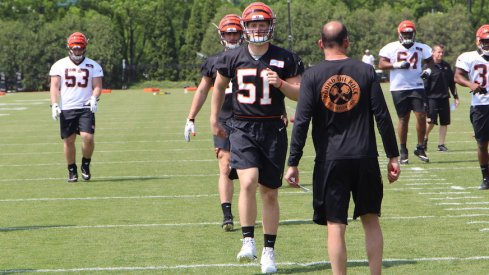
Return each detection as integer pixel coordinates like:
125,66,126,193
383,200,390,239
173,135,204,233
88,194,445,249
0,85,488,274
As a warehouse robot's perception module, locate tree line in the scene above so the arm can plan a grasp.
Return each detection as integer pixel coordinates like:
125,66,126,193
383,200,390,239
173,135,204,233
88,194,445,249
0,0,487,91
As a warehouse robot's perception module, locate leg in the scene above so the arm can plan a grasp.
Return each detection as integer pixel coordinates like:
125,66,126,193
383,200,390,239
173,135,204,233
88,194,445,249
237,168,259,227
259,184,279,235
477,141,489,166
361,214,383,275
217,149,234,230
397,113,410,145
425,122,434,141
327,221,347,275
438,125,447,145
80,132,94,159
63,134,77,165
414,111,427,145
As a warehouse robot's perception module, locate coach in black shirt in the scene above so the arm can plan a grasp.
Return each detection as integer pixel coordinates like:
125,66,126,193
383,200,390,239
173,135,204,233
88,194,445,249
284,21,400,275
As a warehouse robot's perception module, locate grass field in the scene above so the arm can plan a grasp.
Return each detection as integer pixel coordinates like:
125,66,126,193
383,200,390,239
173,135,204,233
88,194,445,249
0,84,488,274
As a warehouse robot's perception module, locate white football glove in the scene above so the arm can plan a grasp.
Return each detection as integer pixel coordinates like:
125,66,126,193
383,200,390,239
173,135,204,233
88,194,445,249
51,103,61,120
86,96,98,113
420,68,432,80
184,119,196,142
393,61,410,69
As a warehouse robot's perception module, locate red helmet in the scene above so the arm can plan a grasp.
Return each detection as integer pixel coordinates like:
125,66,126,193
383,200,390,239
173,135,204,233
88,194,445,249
397,20,416,46
241,2,275,44
476,24,489,56
218,14,244,49
67,32,88,63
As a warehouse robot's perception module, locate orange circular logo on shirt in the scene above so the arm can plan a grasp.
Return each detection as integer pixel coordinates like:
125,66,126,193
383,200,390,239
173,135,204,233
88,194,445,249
321,75,360,113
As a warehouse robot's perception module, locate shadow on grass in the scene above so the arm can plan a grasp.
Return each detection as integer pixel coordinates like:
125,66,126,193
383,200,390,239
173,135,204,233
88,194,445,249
0,225,75,232
277,259,417,274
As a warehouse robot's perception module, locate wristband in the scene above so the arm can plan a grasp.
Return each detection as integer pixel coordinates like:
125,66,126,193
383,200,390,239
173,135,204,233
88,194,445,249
188,118,195,122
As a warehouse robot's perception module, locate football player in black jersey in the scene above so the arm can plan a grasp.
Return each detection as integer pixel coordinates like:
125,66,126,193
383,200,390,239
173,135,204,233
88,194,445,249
210,2,304,274
285,21,400,275
184,14,244,232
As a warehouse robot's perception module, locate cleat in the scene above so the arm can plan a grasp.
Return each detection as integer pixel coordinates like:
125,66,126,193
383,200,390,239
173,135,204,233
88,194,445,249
68,170,78,183
414,145,429,163
437,144,448,152
260,247,277,274
81,164,91,181
479,179,489,190
400,148,409,165
222,217,234,232
237,237,256,262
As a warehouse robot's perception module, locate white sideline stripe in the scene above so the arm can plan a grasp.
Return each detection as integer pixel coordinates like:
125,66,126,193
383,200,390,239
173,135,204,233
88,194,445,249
0,159,217,167
467,221,489,224
0,114,10,116
5,256,489,273
0,148,210,156
437,202,489,205
481,228,489,232
446,207,489,211
0,107,27,110
429,196,483,200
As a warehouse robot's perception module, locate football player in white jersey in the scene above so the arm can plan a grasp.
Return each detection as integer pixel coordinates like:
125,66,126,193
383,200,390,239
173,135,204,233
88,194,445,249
49,32,104,182
379,20,433,164
454,24,489,190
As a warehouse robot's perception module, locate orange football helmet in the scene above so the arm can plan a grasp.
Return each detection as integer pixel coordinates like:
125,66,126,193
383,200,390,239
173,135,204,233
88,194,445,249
218,14,244,50
241,2,275,44
398,20,416,46
67,32,88,63
476,24,489,56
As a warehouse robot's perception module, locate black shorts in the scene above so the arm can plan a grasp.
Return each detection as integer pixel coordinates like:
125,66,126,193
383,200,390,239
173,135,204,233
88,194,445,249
312,159,383,225
470,105,489,142
391,89,427,117
59,108,95,139
228,118,288,189
427,98,450,125
213,121,232,151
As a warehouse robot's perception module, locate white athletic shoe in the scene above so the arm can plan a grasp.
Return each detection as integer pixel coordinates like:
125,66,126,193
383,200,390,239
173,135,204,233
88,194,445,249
236,237,256,262
260,247,277,274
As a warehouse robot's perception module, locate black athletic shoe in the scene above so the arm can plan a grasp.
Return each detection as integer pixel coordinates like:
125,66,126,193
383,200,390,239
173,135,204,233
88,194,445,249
414,145,429,163
222,216,234,232
400,148,409,165
479,179,489,190
81,164,91,181
437,144,448,152
68,169,78,183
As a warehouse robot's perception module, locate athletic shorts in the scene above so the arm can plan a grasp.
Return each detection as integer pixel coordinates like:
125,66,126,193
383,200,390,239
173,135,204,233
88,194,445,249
470,105,489,142
427,98,450,125
312,159,383,225
391,89,427,117
228,118,288,189
213,121,232,151
59,108,95,139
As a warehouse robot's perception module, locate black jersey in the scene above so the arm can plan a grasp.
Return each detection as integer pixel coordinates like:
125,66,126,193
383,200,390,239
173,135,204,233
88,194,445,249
201,53,233,121
424,60,457,99
288,58,399,166
217,44,304,119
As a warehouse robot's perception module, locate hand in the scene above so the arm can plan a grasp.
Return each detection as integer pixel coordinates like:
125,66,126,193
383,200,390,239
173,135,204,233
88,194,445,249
266,68,282,88
393,61,410,69
51,103,61,120
184,119,196,142
420,68,432,80
284,166,300,188
210,119,228,139
471,87,488,95
85,96,98,113
387,157,400,183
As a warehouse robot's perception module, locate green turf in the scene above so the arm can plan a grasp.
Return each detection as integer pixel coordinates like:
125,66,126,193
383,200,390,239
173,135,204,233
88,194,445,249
0,84,488,274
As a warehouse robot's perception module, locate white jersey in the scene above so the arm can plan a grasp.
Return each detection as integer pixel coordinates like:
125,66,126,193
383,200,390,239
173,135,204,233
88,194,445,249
362,54,375,66
379,41,432,91
455,51,489,106
49,56,104,110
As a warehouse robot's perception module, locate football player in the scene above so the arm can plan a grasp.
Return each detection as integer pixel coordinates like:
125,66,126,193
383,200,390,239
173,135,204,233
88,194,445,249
210,2,304,274
184,14,243,231
454,24,489,190
49,32,104,182
378,20,433,164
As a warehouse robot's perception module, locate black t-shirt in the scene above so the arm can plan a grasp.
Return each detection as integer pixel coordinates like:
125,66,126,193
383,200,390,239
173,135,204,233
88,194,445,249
424,60,456,99
288,58,399,166
217,44,304,118
201,53,233,121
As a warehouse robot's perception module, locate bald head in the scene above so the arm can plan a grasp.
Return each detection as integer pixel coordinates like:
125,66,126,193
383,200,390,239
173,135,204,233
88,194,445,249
321,21,348,48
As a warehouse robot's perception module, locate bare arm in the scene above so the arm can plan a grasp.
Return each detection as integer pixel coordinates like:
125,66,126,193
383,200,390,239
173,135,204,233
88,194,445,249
187,76,213,120
92,77,103,98
454,68,480,91
210,72,230,137
50,76,61,104
378,56,394,70
266,69,301,101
